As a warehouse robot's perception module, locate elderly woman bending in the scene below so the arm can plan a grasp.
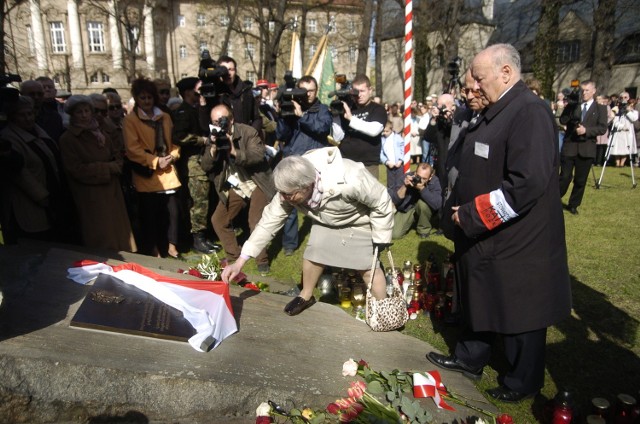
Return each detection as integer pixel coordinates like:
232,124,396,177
222,147,393,316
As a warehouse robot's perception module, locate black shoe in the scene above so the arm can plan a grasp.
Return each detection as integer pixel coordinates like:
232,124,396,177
284,248,294,256
284,296,316,316
569,207,578,215
257,263,270,275
193,233,215,254
203,239,222,251
426,352,483,381
486,385,537,403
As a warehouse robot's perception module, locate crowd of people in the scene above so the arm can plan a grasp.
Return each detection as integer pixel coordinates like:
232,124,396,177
1,43,638,402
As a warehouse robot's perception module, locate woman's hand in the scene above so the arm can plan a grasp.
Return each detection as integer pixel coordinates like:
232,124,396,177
158,155,174,170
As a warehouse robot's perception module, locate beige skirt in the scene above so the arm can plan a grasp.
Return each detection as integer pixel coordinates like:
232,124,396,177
303,223,375,270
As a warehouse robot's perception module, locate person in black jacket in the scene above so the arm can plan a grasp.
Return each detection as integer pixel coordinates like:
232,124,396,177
426,44,571,403
558,80,608,215
216,56,262,134
275,75,332,255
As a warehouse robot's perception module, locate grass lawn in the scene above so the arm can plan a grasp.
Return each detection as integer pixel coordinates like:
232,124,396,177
234,164,640,423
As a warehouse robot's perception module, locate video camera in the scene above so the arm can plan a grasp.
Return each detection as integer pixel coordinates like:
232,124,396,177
559,79,583,128
208,115,231,150
198,50,230,100
1,73,22,128
277,71,307,118
328,74,357,115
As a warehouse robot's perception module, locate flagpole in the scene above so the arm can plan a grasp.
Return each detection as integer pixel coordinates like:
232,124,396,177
305,19,332,76
289,16,298,71
403,0,414,174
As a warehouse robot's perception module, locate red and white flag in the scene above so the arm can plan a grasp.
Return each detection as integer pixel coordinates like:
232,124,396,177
413,371,455,411
67,260,237,352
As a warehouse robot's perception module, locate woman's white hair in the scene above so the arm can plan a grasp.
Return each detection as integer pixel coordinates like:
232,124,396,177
273,155,316,193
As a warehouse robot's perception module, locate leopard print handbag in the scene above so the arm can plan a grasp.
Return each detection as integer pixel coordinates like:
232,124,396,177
365,247,409,332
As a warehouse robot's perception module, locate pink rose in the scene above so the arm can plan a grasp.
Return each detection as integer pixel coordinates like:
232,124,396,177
342,359,358,377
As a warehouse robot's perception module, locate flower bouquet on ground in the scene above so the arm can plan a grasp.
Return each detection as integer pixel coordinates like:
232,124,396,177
178,253,268,290
255,359,498,424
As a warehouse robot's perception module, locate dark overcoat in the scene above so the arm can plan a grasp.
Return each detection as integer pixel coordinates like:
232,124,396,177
448,80,571,334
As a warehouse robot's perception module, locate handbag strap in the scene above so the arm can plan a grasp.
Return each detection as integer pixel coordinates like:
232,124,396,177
366,247,398,292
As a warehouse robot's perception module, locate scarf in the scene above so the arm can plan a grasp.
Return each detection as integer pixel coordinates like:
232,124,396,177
76,118,106,147
306,170,323,210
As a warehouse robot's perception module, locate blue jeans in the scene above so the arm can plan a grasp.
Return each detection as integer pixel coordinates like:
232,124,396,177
282,208,298,250
421,140,433,165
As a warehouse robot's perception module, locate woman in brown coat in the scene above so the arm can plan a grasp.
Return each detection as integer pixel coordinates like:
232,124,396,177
59,95,136,252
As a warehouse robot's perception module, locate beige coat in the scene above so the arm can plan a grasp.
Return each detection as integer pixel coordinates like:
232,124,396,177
59,124,137,251
241,147,393,258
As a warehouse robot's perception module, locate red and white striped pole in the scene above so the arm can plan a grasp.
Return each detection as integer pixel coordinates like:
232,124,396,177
403,0,413,174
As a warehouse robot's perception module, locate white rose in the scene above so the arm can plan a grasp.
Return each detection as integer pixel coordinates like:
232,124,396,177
342,358,358,377
256,402,271,417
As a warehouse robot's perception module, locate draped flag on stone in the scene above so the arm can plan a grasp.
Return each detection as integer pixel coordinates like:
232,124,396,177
413,371,455,411
67,260,237,352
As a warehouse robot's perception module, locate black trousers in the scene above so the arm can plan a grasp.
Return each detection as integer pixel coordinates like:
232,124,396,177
137,191,179,256
454,327,547,394
559,155,593,208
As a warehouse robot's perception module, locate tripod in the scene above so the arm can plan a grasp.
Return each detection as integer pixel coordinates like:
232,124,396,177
596,120,637,189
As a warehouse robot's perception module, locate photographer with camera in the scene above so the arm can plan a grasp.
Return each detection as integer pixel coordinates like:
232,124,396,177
389,163,442,240
275,75,332,255
608,91,638,167
559,80,608,215
422,94,455,191
200,104,275,275
337,74,387,179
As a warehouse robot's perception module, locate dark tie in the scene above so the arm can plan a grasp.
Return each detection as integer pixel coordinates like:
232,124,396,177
581,103,588,122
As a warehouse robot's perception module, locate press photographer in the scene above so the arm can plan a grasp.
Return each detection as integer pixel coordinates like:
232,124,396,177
388,163,442,240
200,104,275,275
274,75,333,255
608,91,639,168
422,94,455,191
558,80,608,215
337,74,387,178
197,53,262,135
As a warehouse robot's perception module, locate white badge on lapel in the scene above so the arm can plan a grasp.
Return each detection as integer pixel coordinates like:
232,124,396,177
474,142,489,159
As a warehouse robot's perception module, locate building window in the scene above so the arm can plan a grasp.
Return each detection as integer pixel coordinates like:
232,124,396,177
178,15,185,27
181,73,188,78
245,42,255,59
557,40,580,63
308,19,317,33
246,71,255,82
309,43,316,58
330,45,337,60
348,45,356,63
243,16,252,30
87,22,105,53
220,15,229,27
227,44,234,57
199,40,208,53
102,73,110,83
347,20,356,34
90,73,99,83
330,21,337,33
126,26,141,54
268,21,275,32
49,21,66,53
197,13,206,27
179,45,187,59
436,44,445,66
27,25,36,55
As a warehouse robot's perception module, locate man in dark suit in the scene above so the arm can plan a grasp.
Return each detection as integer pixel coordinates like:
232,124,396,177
426,44,572,403
558,80,608,214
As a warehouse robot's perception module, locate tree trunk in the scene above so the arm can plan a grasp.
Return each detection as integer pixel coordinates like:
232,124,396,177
591,0,616,94
356,0,373,75
533,0,560,99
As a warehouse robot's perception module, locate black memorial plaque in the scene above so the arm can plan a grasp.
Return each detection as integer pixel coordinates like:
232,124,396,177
71,273,196,342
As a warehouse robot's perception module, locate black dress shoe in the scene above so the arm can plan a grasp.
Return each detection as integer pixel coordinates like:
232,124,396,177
486,385,537,403
426,352,483,381
569,207,578,215
284,296,316,316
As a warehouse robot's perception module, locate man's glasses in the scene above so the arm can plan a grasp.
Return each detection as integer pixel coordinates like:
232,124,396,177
463,88,481,96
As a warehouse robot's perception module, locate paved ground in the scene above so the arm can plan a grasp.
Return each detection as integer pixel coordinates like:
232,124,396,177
0,240,497,423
